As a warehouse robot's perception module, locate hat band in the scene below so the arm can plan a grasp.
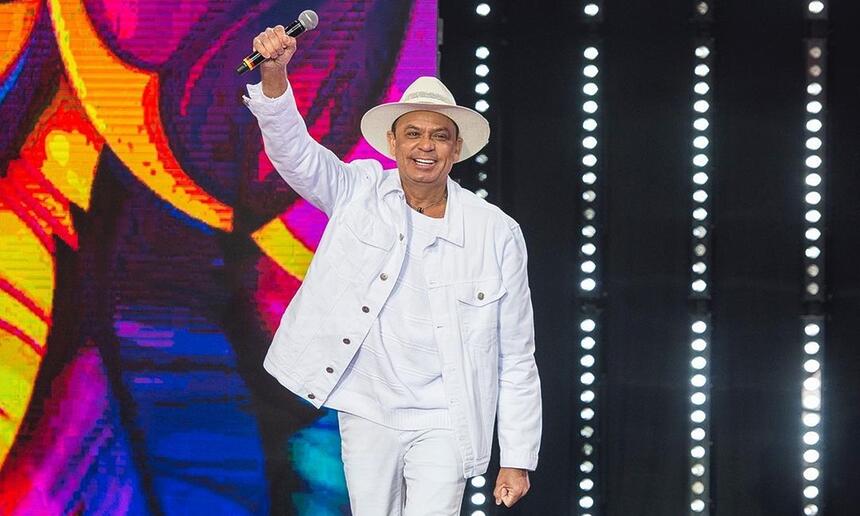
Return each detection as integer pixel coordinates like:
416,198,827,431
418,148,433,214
401,90,454,104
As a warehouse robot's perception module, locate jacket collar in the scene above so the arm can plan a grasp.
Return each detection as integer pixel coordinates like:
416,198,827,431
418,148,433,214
380,170,465,247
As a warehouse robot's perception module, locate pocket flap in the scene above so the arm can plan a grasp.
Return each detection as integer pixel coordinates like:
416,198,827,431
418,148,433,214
457,277,507,306
344,208,395,250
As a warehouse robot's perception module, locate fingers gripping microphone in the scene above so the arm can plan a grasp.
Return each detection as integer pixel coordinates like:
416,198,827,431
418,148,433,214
236,10,318,74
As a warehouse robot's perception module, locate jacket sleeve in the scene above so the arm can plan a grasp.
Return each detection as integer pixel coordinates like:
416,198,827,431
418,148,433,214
243,81,359,216
496,224,542,471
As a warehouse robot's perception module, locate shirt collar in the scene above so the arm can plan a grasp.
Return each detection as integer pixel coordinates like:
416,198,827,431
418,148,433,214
380,170,465,248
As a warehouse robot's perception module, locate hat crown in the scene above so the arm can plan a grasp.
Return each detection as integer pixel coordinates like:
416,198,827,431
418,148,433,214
398,76,457,106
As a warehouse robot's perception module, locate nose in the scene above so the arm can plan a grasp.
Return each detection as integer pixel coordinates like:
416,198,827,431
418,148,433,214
418,134,435,151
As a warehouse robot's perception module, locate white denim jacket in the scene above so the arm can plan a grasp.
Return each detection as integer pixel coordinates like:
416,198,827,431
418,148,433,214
245,81,541,477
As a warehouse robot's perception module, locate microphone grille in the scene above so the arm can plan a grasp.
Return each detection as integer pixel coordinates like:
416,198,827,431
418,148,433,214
299,10,319,30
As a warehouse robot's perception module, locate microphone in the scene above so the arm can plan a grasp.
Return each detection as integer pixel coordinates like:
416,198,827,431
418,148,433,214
236,10,318,74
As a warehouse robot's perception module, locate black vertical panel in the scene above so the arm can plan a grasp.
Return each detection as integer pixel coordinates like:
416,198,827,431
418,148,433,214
824,2,860,513
599,1,691,514
710,3,804,515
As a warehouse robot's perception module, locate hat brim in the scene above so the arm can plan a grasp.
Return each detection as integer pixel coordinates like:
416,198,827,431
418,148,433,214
360,102,490,163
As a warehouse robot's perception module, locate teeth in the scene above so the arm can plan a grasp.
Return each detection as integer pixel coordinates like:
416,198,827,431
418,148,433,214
415,159,435,165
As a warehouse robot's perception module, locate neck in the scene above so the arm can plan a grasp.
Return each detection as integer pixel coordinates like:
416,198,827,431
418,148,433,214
401,179,447,204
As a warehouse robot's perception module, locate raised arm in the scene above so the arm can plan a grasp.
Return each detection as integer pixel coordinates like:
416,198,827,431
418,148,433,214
244,26,357,215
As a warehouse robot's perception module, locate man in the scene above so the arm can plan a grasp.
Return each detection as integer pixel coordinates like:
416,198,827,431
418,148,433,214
244,26,541,515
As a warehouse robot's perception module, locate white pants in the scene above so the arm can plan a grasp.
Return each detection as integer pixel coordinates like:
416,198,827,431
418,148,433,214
337,412,467,516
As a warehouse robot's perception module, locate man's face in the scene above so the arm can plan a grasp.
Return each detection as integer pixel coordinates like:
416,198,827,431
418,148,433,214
387,110,463,190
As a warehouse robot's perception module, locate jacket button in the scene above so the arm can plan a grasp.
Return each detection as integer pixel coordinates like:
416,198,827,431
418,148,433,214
477,292,485,300
343,338,351,345
362,305,370,313
326,367,334,374
380,273,389,281
307,393,316,400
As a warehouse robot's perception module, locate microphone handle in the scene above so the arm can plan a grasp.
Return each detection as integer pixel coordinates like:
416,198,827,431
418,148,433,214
236,20,307,75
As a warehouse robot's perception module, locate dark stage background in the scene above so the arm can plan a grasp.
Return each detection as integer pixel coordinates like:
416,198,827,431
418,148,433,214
440,1,859,515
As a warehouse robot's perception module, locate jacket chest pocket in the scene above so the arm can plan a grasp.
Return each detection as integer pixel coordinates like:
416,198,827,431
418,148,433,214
330,207,395,279
456,278,507,349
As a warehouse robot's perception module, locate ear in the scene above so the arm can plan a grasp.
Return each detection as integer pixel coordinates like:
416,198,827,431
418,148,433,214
387,130,397,156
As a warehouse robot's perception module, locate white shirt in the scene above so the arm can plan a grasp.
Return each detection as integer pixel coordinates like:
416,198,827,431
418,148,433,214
325,209,450,430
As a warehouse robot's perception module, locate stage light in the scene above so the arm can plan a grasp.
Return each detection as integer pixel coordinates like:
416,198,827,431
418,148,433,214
694,100,710,113
584,65,599,78
581,337,596,349
694,118,709,130
584,4,599,17
475,46,489,59
474,188,488,199
471,476,486,488
806,119,822,132
475,64,489,77
475,3,491,16
583,83,599,95
475,82,489,95
475,153,488,165
693,172,709,185
471,493,486,505
581,372,595,384
475,99,489,112
583,118,598,131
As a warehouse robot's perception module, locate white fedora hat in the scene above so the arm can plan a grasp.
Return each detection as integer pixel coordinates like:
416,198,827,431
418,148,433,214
360,76,490,163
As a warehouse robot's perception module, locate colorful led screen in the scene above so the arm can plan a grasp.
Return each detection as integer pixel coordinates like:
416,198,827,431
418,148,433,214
0,1,436,513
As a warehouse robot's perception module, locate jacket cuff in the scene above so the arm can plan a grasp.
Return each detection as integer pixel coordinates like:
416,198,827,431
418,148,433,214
242,81,294,116
499,449,539,471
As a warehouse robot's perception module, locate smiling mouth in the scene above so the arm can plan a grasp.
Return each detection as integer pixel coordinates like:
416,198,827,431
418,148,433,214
413,158,437,167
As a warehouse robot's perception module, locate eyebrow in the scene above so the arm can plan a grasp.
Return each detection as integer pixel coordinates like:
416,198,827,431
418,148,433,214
402,124,452,134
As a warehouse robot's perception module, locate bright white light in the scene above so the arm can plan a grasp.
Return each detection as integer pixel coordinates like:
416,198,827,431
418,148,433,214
475,100,489,112
691,446,706,459
582,225,597,237
693,154,709,167
581,354,595,368
804,376,821,392
579,496,595,509
806,119,822,132
475,82,489,95
581,426,594,438
475,3,491,16
583,101,599,114
692,262,707,274
808,1,825,14
691,392,707,405
806,137,823,150
693,226,708,238
806,210,822,223
582,243,597,256
803,394,821,410
475,46,490,59
691,410,706,423
475,64,490,77
471,492,486,505
694,117,710,131
806,155,822,169
806,173,822,187
804,503,819,516
805,246,821,259
693,208,708,221
583,136,598,149
695,244,707,257
803,449,820,463
471,511,486,516
580,478,594,491
693,189,708,203
581,408,595,420
692,280,707,292
807,264,820,277
691,427,706,441
694,81,710,95
694,100,710,113
693,136,710,149
582,172,597,185
475,153,488,164
691,499,706,512
804,341,820,354
581,372,595,385
583,118,598,131
807,82,822,95
807,101,823,114
471,476,487,488
584,3,600,16
805,192,822,205
583,82,599,96
581,319,596,332
692,321,707,334
804,359,820,373
693,172,709,185
692,481,705,495
584,47,599,60
581,337,596,349
803,412,821,427
582,261,597,273
805,323,821,337
583,190,596,202
691,374,707,387
584,65,599,78
691,356,707,369
691,338,707,352
695,64,710,77
804,485,820,499
581,390,595,403
581,278,597,291
581,461,594,473
695,45,711,58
